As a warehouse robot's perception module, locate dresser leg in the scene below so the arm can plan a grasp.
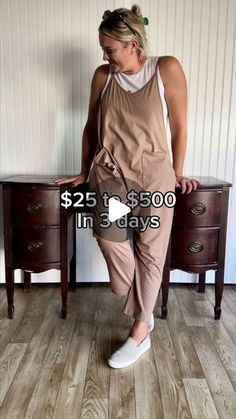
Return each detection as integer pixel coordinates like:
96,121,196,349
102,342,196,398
69,213,76,291
198,272,206,293
214,268,224,319
60,268,68,319
23,271,31,292
69,255,76,291
6,268,15,319
161,265,169,319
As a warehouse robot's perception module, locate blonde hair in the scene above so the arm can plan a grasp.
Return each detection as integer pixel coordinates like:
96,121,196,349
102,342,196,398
98,4,150,60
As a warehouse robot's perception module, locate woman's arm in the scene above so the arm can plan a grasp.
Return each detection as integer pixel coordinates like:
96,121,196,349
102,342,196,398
55,64,109,186
159,56,199,194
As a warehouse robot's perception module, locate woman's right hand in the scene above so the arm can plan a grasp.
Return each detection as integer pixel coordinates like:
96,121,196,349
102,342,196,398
53,172,87,187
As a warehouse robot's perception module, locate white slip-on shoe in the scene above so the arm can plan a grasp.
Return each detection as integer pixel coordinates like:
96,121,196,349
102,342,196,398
108,334,151,369
148,313,155,333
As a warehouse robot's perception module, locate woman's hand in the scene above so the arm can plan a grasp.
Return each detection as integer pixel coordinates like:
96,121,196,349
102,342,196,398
175,175,200,194
53,172,87,187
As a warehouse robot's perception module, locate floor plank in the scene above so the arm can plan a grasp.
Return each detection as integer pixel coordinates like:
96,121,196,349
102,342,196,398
174,286,204,326
0,289,7,307
0,284,235,419
232,285,236,294
187,284,208,301
109,326,136,419
24,364,64,419
152,318,192,418
80,398,108,419
82,287,112,399
44,293,79,364
205,286,236,344
189,326,236,418
222,287,236,316
0,300,59,419
0,342,27,405
183,378,220,419
81,324,111,399
0,291,30,353
134,340,163,419
52,319,95,419
10,287,54,343
167,288,204,378
195,299,236,391
52,289,97,419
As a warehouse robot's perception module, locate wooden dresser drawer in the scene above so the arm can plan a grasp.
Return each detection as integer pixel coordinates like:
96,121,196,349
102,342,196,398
1,175,78,319
12,188,60,226
171,227,219,265
13,228,60,263
173,190,222,227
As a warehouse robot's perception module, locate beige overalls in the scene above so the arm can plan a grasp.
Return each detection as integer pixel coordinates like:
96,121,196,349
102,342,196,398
89,58,176,323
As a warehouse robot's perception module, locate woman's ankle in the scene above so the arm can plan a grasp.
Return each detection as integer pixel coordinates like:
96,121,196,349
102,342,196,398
129,320,148,344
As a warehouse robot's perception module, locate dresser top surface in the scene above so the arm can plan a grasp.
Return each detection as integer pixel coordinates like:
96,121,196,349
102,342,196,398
0,175,63,185
183,176,232,188
0,175,232,188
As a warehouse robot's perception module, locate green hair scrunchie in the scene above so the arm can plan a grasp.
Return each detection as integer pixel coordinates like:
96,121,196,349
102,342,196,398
142,17,149,25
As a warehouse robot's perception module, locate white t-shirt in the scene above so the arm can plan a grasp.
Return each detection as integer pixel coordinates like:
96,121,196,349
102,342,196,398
101,56,168,130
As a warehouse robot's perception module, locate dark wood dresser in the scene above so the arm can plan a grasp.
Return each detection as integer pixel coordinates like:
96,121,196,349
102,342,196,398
162,176,232,320
1,175,76,319
0,175,232,321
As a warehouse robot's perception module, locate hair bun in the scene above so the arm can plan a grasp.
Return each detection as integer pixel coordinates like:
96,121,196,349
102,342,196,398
131,4,143,19
131,4,149,25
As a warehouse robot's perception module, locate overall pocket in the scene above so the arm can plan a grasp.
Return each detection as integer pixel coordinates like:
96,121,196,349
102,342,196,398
91,147,122,182
142,149,176,190
89,146,125,205
89,147,128,241
93,147,107,164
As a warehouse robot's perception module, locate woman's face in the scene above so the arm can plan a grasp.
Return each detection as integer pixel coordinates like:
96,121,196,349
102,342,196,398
99,33,135,73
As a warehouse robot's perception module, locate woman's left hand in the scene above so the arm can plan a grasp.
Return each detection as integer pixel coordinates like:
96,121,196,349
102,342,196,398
175,176,200,194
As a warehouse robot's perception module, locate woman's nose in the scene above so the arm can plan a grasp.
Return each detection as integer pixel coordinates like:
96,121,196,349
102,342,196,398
103,51,109,61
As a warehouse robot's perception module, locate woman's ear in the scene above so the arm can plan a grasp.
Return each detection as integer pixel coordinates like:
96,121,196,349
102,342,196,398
130,38,138,53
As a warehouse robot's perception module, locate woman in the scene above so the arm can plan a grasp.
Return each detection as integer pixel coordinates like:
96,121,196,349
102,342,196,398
55,4,199,368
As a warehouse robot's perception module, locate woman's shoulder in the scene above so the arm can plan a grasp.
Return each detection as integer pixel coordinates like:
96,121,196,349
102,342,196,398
90,64,110,97
157,55,183,68
93,64,110,83
156,56,185,86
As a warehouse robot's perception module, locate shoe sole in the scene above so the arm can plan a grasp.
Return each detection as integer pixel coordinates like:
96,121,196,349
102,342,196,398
148,316,155,333
148,324,154,333
108,341,151,369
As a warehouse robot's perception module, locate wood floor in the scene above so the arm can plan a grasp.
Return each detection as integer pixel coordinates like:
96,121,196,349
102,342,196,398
0,283,236,419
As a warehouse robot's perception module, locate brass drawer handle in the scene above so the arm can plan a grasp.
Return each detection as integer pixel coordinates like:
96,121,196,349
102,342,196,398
27,202,42,214
190,202,206,215
27,240,44,252
188,241,204,253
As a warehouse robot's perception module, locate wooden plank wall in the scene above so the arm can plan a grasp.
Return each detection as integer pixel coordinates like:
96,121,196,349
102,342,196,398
0,0,235,284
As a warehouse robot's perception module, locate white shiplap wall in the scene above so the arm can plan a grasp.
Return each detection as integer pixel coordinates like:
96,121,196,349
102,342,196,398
0,0,235,284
